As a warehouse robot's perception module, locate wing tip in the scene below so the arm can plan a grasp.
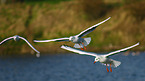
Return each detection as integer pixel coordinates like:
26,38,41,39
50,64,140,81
134,42,140,47
106,17,111,21
60,44,67,48
33,40,37,42
97,17,111,25
34,39,48,42
36,53,40,57
137,42,140,45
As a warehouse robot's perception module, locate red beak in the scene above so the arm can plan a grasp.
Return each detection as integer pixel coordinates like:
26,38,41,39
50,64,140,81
94,61,96,64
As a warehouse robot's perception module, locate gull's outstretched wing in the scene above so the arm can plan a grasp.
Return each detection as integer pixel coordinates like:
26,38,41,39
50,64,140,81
19,36,40,54
76,17,111,37
34,37,70,43
61,45,97,57
105,42,139,57
0,37,14,45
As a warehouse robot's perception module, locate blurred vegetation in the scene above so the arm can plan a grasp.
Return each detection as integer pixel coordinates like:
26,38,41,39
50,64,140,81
0,0,71,4
126,1,145,21
0,0,144,55
78,0,108,20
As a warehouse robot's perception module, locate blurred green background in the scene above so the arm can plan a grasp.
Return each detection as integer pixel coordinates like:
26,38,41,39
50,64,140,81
0,0,144,55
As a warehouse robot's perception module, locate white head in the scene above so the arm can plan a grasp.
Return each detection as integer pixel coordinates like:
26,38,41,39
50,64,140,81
94,57,100,64
13,35,20,41
69,36,75,41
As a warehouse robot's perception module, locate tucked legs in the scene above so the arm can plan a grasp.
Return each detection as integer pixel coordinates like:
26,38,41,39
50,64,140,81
110,64,112,72
106,64,109,72
82,42,86,50
106,64,112,72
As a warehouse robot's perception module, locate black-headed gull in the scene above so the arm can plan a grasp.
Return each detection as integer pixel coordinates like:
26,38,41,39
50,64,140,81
61,42,139,72
34,17,111,50
0,35,40,57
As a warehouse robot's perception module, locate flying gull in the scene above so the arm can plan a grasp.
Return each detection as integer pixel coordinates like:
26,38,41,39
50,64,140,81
0,35,40,57
61,42,139,72
34,17,111,50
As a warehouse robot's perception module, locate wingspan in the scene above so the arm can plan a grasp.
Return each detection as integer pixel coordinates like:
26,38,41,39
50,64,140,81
19,36,40,54
76,17,111,37
0,37,14,45
34,37,70,43
105,42,139,57
61,45,97,57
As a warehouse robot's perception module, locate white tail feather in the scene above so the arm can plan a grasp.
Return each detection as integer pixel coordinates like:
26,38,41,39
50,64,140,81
111,59,121,68
74,37,91,48
101,59,121,68
83,37,91,46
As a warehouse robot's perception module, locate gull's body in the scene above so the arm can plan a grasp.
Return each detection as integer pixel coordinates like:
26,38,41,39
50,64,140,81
0,35,40,57
34,17,111,50
61,42,139,72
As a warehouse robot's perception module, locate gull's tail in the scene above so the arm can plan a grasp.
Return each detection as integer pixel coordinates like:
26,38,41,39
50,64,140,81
74,37,91,48
83,37,91,46
111,59,121,68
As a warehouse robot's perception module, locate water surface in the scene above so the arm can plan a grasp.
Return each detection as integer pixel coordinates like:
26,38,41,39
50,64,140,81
0,52,145,81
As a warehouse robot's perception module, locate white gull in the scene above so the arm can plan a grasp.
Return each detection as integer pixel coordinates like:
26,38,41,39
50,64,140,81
34,17,111,50
0,35,40,57
61,42,139,72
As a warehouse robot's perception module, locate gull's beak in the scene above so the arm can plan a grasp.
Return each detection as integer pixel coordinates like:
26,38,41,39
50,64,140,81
94,61,96,64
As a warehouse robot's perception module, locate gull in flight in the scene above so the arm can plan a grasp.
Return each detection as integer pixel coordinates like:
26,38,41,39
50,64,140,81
34,17,111,50
61,42,139,72
0,35,40,57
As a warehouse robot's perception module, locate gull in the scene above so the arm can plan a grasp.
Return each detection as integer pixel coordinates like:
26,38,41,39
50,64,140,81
61,42,139,72
0,35,40,57
34,17,111,50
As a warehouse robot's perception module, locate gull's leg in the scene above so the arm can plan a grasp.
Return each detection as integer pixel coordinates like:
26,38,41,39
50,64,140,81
110,64,112,72
79,44,84,50
82,42,86,50
106,64,109,72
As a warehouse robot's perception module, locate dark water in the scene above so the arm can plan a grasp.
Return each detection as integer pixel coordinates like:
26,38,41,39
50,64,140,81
0,52,145,81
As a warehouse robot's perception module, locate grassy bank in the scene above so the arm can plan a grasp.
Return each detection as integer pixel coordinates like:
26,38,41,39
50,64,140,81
0,0,144,55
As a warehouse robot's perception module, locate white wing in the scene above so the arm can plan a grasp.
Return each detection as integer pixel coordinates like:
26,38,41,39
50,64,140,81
0,37,14,45
61,45,97,57
34,37,70,42
105,42,139,57
76,17,111,37
19,36,40,54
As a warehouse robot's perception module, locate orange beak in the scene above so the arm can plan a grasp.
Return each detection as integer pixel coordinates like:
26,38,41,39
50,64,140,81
94,61,96,64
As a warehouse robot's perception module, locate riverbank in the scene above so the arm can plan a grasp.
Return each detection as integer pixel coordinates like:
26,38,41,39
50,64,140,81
0,0,144,55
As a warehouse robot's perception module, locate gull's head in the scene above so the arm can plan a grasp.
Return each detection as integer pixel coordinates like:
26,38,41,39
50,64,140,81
69,36,75,41
94,57,99,64
13,35,20,41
